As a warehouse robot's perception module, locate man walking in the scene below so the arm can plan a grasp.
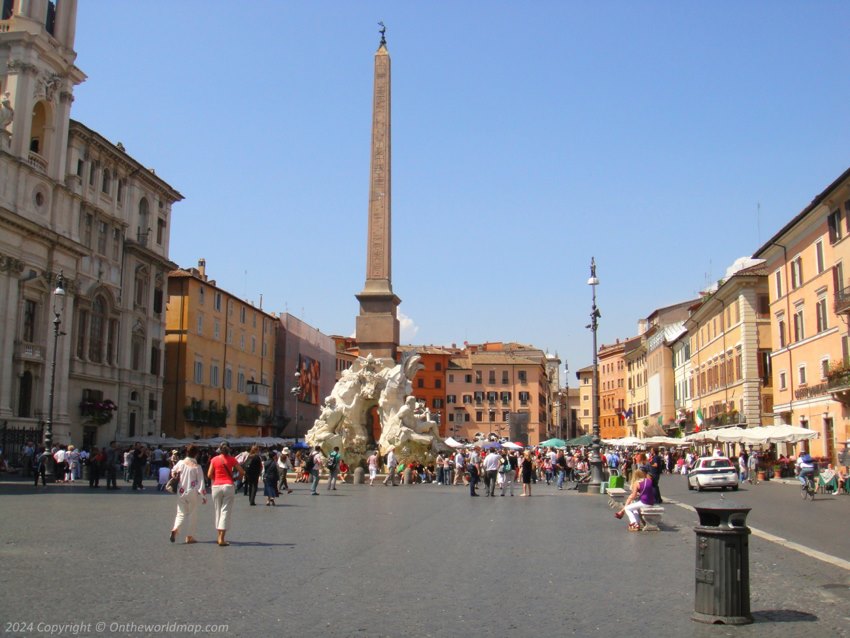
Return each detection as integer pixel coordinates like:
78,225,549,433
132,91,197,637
383,448,398,486
326,446,341,491
105,441,120,489
648,447,664,504
309,446,324,495
482,448,501,497
453,449,465,485
555,450,568,490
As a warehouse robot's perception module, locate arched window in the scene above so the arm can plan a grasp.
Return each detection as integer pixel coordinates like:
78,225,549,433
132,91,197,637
138,198,149,244
30,101,47,154
89,295,106,363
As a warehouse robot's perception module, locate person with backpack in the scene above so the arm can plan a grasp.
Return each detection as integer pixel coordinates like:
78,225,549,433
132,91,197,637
263,451,280,506
326,446,341,491
309,446,324,495
243,445,263,506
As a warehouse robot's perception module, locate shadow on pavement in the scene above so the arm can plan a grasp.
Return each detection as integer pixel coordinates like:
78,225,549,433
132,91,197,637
751,609,818,623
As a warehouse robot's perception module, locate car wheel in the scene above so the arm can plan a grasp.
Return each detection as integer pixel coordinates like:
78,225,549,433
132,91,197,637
732,485,739,491
721,486,727,491
687,482,694,491
696,484,703,492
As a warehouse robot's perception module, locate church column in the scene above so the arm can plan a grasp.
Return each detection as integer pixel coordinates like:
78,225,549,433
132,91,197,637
0,262,23,417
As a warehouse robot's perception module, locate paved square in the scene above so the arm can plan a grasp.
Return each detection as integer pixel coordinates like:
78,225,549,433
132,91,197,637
1,479,848,637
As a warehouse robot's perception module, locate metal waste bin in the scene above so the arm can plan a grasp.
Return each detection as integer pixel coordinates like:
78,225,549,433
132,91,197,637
692,499,753,625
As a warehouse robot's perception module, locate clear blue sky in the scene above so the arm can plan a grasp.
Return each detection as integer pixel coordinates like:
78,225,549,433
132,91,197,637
72,2,850,377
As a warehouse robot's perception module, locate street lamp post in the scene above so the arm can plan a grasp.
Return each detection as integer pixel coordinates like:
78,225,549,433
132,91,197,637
44,272,66,451
290,370,301,439
564,362,570,440
586,258,604,488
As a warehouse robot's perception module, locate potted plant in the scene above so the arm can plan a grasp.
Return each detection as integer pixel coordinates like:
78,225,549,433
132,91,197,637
773,464,782,479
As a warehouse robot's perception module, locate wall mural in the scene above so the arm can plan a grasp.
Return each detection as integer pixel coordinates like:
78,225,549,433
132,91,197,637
297,354,321,405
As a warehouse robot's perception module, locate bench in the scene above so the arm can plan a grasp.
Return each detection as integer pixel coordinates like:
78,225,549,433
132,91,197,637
607,487,628,508
639,506,665,531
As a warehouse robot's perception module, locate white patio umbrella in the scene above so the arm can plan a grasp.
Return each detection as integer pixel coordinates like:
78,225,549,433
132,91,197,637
644,436,687,446
739,425,819,445
603,436,644,447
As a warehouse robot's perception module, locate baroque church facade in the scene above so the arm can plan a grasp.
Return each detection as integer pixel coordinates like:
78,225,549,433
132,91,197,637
0,0,181,450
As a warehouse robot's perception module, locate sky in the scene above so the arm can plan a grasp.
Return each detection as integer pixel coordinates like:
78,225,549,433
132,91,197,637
71,1,850,378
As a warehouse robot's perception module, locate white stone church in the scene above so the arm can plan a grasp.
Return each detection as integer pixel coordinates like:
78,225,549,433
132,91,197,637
0,0,181,454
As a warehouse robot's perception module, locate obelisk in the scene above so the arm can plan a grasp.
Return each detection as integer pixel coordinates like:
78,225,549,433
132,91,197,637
356,23,400,360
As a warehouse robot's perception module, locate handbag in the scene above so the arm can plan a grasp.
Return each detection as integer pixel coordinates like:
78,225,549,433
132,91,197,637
165,472,180,493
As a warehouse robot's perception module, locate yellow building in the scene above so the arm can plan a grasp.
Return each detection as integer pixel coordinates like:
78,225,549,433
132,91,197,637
575,365,594,436
623,336,646,437
754,167,850,463
685,264,772,434
163,260,276,439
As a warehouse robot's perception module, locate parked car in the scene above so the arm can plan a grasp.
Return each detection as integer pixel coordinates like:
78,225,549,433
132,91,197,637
687,456,739,491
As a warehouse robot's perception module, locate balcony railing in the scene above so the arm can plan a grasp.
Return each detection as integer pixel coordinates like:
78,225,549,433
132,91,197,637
246,380,270,407
827,371,850,392
27,152,47,173
834,286,850,315
14,341,44,362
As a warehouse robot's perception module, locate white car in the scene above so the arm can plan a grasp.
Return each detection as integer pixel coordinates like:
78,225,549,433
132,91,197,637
687,456,739,491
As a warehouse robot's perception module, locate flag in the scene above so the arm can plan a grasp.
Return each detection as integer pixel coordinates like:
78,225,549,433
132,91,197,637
624,408,634,419
695,408,704,426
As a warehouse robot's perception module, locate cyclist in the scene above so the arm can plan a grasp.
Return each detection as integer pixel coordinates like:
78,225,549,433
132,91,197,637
795,451,816,488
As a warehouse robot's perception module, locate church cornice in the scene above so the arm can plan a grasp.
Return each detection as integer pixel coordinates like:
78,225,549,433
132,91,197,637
0,205,88,259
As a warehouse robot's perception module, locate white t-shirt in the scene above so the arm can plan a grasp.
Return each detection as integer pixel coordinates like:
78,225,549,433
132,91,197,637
483,452,501,472
158,466,171,485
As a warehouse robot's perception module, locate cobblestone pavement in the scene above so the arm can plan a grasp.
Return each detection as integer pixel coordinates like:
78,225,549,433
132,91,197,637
1,477,848,638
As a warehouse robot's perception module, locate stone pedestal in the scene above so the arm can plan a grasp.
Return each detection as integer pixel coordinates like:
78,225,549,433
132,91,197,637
353,467,365,485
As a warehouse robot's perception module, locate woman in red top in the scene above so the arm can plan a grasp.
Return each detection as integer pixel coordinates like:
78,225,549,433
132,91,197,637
207,443,245,546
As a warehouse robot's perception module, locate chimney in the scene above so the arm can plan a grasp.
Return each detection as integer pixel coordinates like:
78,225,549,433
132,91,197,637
198,258,207,281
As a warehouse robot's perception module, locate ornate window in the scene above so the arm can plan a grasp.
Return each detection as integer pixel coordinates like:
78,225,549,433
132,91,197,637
138,198,149,244
89,295,106,362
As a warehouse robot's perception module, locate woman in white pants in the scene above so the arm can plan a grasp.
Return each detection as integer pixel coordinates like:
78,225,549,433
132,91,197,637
170,444,206,544
207,443,245,546
614,470,655,531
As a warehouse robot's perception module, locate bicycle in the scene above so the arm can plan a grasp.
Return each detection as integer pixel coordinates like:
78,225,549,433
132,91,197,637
800,473,816,500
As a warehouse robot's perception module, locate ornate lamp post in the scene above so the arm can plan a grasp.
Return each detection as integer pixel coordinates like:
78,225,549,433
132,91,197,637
586,258,604,488
44,271,66,451
564,362,570,439
290,369,301,439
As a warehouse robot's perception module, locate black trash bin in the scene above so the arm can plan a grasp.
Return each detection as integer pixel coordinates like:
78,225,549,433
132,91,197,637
692,499,753,625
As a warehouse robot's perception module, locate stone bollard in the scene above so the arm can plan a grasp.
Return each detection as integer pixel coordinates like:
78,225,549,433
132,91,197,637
403,467,412,485
353,467,365,484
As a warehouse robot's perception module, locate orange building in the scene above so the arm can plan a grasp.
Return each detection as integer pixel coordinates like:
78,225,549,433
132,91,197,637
164,260,276,439
446,343,552,445
400,345,454,434
754,167,850,463
598,340,626,439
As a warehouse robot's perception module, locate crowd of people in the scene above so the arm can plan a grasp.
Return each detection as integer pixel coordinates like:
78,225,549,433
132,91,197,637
7,438,848,543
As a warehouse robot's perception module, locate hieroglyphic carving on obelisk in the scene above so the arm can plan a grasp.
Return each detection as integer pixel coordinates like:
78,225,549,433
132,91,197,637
356,23,401,360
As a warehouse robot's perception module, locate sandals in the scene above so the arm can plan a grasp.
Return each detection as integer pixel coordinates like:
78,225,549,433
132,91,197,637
628,523,641,532
614,511,624,520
